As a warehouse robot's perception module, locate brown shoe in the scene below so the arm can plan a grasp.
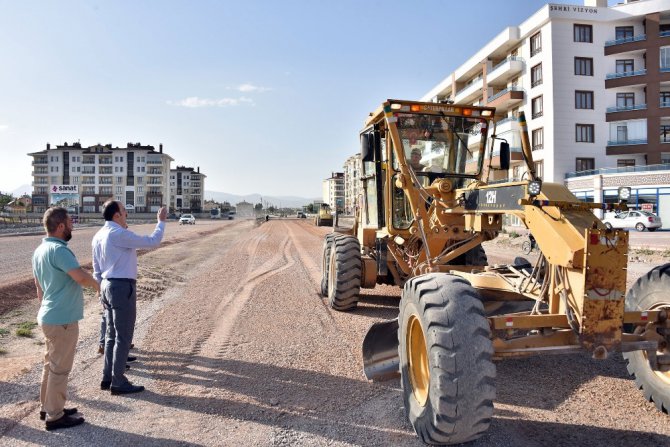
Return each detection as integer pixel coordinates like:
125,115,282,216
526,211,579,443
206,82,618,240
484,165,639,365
45,414,85,431
97,345,104,355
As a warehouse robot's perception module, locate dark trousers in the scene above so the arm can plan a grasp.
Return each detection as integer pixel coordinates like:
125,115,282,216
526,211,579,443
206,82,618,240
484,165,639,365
101,278,136,387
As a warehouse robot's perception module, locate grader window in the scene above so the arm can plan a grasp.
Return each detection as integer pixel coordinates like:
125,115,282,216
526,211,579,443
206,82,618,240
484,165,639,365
395,113,487,176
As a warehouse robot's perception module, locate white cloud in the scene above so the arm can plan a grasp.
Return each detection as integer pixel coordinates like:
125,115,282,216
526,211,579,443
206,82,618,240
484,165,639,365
167,96,254,108
0,125,8,132
236,83,271,93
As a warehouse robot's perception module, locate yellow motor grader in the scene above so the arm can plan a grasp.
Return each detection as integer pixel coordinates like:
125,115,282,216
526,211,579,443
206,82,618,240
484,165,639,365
320,99,670,445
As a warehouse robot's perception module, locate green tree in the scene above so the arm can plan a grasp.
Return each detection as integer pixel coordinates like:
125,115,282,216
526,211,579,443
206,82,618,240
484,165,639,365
0,192,14,210
306,203,314,213
254,203,263,210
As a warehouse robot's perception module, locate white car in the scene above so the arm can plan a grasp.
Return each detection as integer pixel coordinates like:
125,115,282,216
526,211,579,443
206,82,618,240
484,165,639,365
602,210,662,232
179,214,196,225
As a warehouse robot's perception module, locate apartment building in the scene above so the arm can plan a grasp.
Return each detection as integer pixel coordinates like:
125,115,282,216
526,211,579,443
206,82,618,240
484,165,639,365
28,142,173,214
322,172,344,212
169,166,206,212
343,154,363,215
422,0,670,225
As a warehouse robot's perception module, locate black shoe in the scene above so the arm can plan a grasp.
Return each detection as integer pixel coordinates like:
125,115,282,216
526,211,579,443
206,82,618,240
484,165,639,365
130,343,135,349
45,414,85,431
127,356,137,362
110,383,145,395
100,380,111,390
126,364,130,370
40,407,77,421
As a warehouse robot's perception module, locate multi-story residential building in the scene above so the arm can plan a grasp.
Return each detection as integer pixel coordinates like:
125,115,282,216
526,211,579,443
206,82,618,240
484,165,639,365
422,0,670,226
343,154,362,215
169,166,206,212
28,142,173,214
322,172,344,212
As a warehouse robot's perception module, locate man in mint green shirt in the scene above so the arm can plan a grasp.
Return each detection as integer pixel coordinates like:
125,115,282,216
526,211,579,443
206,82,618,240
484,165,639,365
32,207,99,431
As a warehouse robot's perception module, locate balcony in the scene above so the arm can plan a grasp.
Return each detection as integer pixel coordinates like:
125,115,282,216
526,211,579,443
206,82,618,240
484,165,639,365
454,76,484,104
605,103,648,122
99,167,113,175
604,34,646,56
32,159,48,165
606,69,646,80
82,158,96,164
32,169,49,175
146,159,163,164
607,138,647,146
486,57,524,85
147,169,162,175
32,179,48,186
486,86,524,109
565,163,670,179
605,34,646,47
606,104,647,113
99,158,112,164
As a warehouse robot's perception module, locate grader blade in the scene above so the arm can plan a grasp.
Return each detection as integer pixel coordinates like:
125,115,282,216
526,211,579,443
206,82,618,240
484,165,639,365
362,318,400,381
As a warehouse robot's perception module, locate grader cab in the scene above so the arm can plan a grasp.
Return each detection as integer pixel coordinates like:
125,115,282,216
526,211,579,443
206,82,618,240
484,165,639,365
319,99,670,445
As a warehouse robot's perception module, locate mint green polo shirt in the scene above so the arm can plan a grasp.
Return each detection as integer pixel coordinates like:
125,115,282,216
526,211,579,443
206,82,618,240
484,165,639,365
32,237,84,325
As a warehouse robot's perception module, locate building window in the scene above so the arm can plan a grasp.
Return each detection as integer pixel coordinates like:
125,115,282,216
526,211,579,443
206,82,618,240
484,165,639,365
576,158,595,172
575,91,594,109
661,92,670,107
661,47,670,70
574,24,593,43
616,59,634,74
616,26,634,40
531,63,542,87
534,160,544,180
617,159,635,167
576,124,594,143
575,57,593,76
661,125,670,143
532,95,543,119
617,125,628,143
532,128,544,151
530,32,542,56
617,93,635,108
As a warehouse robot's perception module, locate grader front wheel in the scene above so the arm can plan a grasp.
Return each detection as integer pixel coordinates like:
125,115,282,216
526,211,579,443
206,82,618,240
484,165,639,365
623,263,670,413
320,233,337,297
399,274,495,445
327,235,361,311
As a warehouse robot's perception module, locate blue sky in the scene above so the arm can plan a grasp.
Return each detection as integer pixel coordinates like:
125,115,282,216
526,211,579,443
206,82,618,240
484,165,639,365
0,0,614,198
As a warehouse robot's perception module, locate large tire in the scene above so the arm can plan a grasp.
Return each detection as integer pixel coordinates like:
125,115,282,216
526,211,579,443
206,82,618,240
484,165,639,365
327,235,361,311
399,274,495,445
320,233,337,297
622,263,670,413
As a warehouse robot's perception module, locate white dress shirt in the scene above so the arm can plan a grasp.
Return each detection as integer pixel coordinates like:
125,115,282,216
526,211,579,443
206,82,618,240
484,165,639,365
92,221,165,282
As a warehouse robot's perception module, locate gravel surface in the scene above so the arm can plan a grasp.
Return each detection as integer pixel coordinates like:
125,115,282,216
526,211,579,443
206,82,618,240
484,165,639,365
0,219,669,446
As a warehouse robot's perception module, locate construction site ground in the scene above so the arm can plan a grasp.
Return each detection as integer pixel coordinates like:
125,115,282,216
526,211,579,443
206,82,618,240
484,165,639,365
0,219,669,446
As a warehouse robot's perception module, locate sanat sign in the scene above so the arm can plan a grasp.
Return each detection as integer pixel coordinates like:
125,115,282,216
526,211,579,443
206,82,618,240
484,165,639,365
51,185,79,194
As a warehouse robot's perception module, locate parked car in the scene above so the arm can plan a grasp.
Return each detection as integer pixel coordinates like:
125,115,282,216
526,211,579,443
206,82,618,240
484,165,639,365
297,211,306,218
602,210,662,232
179,214,196,225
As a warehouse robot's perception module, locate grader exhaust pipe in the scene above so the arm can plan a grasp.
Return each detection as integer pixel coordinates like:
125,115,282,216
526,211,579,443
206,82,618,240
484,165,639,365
362,318,400,381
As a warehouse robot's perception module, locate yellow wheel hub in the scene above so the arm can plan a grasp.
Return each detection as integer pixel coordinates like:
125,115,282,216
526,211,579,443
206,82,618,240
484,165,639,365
407,315,430,407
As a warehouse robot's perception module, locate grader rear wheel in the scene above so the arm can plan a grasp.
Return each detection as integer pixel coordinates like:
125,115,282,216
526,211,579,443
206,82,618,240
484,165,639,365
327,235,361,311
623,263,670,413
399,274,495,445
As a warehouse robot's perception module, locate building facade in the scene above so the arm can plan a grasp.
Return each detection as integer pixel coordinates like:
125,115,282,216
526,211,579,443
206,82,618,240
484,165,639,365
322,172,344,212
29,142,173,214
169,166,206,213
343,154,363,215
421,0,670,225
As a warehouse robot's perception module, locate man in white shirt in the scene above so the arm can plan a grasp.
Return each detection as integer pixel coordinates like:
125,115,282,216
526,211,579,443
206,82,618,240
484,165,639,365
92,200,167,395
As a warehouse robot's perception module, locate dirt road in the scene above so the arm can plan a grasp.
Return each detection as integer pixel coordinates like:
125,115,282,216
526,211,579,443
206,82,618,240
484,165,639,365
0,219,669,446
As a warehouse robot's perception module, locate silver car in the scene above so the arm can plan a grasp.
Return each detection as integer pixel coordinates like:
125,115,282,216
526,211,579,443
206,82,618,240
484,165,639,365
602,210,662,232
179,214,196,225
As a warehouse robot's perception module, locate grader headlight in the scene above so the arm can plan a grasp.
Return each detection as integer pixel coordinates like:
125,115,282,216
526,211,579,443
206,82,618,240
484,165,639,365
528,180,542,197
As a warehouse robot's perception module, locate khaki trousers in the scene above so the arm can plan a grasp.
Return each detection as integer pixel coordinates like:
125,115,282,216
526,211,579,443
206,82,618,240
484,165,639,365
40,322,79,421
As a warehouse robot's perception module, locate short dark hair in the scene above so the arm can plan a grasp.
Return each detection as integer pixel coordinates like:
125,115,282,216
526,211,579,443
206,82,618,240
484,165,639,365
43,207,69,234
102,200,121,221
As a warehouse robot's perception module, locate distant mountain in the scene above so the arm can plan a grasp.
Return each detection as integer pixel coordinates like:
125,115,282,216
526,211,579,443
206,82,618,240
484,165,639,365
205,190,317,208
7,184,31,197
